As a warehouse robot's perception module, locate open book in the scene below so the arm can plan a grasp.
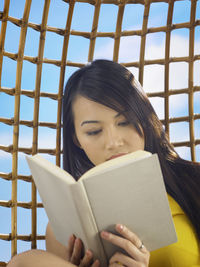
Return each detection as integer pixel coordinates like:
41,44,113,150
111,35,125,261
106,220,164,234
26,150,177,265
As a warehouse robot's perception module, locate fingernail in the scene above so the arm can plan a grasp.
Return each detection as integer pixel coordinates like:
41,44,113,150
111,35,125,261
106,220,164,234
116,224,124,231
86,250,91,256
75,238,80,244
95,259,100,266
101,231,109,239
69,234,75,242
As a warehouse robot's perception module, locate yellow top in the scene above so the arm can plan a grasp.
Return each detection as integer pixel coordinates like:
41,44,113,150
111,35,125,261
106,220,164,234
149,195,200,267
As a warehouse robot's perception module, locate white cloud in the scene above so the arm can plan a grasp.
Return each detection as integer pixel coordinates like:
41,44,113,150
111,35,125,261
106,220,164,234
169,121,190,143
93,39,114,61
148,97,164,119
145,34,165,60
143,64,165,92
118,36,141,62
0,150,12,159
170,35,189,57
194,60,200,86
175,146,191,161
0,131,60,160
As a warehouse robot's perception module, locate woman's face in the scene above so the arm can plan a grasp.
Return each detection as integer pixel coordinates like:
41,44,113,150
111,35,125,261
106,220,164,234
72,95,145,166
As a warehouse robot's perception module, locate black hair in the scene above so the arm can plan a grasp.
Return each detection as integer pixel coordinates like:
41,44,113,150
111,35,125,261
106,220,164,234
63,59,200,240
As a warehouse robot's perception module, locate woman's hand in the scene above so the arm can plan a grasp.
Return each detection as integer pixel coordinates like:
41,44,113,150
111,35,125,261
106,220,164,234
66,235,100,267
101,224,150,267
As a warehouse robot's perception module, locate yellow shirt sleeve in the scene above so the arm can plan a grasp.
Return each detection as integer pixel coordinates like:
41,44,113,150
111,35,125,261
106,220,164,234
149,195,200,267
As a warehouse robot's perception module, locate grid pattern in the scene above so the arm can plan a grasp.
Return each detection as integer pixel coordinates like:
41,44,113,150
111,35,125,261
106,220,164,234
0,0,200,265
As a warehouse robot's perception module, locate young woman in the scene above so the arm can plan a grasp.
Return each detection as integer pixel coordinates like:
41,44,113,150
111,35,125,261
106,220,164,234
8,59,200,267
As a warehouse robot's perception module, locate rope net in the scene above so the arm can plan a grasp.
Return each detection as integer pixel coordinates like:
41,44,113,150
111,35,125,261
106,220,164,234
0,0,199,265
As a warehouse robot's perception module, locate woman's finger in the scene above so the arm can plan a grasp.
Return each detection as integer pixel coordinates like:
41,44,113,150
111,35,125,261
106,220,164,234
79,250,100,267
109,252,137,267
109,263,125,267
101,225,149,262
115,224,145,251
70,238,83,265
66,235,76,260
91,259,100,267
101,231,140,260
79,250,93,267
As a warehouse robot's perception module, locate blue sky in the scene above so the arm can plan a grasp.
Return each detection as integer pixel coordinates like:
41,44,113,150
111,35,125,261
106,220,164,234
0,0,200,263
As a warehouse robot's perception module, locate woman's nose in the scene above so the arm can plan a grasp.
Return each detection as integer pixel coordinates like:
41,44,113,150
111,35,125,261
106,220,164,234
105,127,124,150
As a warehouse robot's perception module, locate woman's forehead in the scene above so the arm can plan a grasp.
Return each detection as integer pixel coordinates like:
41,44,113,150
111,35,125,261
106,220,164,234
72,96,120,116
72,95,141,126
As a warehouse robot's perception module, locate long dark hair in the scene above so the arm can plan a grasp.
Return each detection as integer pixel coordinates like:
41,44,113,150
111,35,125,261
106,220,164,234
63,59,200,240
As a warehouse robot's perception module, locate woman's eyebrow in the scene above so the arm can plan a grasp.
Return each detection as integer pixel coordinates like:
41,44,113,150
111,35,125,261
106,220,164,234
81,120,99,126
115,111,123,118
80,112,123,126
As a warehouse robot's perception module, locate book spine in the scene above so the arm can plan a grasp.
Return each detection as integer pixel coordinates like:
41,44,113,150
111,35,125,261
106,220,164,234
70,183,107,265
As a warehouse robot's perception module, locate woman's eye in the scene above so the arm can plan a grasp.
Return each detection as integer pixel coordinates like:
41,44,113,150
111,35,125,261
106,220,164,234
118,120,130,126
86,129,102,136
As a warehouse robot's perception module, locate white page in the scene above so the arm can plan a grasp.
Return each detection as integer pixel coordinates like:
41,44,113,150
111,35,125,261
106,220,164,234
82,154,177,258
26,156,87,246
80,150,151,180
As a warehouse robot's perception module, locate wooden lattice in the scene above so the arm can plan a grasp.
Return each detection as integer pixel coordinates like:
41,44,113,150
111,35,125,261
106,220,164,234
0,0,199,265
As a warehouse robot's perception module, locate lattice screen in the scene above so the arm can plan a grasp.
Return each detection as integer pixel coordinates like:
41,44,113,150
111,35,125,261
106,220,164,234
0,0,200,265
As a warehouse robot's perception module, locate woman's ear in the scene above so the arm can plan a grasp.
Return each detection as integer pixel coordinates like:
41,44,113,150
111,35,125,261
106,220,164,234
73,134,82,149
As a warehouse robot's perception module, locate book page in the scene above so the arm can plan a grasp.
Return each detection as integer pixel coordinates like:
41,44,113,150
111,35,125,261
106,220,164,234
80,150,152,181
27,155,75,184
81,154,177,259
26,155,88,247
